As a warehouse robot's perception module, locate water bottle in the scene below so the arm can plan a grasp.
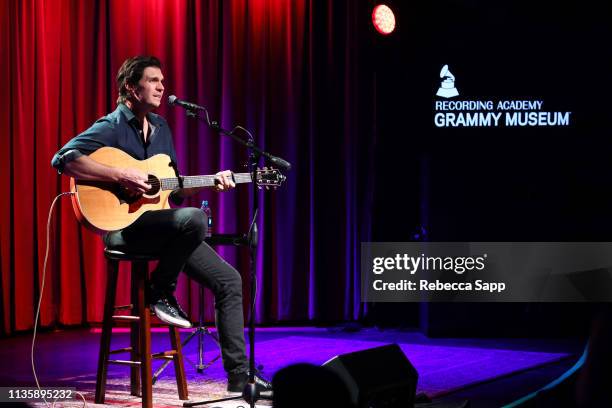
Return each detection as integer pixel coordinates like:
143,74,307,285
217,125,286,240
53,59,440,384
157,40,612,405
200,200,213,238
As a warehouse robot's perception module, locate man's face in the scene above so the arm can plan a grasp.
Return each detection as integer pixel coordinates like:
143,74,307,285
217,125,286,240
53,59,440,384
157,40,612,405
132,66,164,109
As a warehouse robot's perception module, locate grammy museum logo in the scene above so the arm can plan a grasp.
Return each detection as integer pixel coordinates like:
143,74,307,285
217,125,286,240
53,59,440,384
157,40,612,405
436,65,459,98
433,64,571,128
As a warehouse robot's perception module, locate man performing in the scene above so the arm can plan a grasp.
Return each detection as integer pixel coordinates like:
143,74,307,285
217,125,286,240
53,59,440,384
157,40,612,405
51,55,271,393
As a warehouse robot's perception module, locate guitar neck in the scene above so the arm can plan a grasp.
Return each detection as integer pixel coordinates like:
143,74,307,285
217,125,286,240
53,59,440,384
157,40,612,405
160,173,253,190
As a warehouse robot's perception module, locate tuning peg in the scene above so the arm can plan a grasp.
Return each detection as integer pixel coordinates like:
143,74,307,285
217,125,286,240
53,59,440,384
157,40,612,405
257,185,262,190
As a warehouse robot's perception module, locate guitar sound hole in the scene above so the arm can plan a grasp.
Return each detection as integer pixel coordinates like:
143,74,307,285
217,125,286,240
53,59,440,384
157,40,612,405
144,175,161,196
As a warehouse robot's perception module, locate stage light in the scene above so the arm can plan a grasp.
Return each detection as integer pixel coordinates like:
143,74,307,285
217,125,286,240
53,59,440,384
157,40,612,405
372,4,396,35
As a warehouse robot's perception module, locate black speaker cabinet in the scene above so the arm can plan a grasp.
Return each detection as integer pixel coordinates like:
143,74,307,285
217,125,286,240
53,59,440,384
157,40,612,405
323,343,418,408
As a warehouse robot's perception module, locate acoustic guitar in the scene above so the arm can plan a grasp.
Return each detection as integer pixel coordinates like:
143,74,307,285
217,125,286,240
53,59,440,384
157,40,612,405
69,147,285,234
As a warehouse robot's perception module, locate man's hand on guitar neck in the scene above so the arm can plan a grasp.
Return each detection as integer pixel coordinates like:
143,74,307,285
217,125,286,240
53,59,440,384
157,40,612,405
173,170,236,198
213,170,236,192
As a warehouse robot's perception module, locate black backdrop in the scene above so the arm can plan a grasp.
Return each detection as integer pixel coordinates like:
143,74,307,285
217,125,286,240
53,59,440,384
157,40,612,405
368,0,611,335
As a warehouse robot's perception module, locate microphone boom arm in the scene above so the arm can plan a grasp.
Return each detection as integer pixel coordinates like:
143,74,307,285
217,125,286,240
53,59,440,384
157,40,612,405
168,96,291,171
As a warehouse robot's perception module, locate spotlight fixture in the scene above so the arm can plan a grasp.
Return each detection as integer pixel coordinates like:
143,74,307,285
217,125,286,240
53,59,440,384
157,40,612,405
372,4,396,35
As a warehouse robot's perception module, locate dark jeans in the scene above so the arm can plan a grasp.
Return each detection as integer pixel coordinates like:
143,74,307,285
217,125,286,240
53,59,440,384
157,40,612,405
104,207,248,376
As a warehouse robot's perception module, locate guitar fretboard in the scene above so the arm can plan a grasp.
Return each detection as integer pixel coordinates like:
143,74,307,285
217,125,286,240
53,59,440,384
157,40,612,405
160,173,253,190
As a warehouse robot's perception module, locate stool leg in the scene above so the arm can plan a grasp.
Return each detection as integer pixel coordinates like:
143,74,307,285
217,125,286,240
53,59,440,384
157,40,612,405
169,326,189,400
130,267,141,397
95,259,119,404
134,261,153,408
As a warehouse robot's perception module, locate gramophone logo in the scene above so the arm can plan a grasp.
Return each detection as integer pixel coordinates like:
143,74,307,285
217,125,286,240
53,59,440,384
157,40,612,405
436,64,459,98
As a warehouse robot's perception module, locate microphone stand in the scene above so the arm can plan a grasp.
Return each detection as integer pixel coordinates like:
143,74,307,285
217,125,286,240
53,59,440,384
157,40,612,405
179,107,290,408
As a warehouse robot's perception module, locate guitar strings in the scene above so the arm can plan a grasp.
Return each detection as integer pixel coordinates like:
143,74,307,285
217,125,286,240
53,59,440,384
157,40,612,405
145,174,255,189
138,169,282,190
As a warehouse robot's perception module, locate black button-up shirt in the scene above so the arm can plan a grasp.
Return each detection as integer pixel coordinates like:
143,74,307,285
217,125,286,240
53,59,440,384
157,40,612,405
51,103,178,173
51,103,184,205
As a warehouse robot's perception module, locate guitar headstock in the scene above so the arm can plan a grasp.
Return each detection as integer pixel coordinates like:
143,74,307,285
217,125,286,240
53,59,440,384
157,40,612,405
255,167,286,190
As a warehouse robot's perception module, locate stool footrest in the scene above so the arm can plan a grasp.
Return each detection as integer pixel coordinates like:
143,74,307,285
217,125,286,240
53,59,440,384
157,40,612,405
108,359,141,366
152,350,178,359
113,315,140,321
109,347,133,354
153,356,174,361
114,304,133,311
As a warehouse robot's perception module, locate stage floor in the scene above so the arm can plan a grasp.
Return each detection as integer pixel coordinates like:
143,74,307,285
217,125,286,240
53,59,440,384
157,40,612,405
0,326,583,407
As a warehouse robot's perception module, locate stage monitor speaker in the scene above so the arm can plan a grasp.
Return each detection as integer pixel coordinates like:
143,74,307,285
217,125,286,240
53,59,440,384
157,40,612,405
322,343,418,408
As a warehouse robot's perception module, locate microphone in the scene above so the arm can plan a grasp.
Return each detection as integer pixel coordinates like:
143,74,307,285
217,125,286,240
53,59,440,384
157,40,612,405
168,95,205,111
268,155,291,171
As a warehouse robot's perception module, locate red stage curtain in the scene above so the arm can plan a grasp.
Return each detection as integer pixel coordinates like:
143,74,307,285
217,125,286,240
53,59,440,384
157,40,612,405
0,0,373,335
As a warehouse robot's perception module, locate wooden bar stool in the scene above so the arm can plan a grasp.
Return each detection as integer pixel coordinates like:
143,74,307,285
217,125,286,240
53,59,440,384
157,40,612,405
95,248,189,408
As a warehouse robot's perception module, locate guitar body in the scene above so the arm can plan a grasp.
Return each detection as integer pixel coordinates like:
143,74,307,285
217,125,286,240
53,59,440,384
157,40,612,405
70,147,174,234
69,146,285,234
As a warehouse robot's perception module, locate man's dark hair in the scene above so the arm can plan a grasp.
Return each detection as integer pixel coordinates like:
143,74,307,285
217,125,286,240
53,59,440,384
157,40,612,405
116,56,162,105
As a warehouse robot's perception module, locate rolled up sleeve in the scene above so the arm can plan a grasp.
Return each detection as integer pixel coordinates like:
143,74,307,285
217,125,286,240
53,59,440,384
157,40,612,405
51,118,117,173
